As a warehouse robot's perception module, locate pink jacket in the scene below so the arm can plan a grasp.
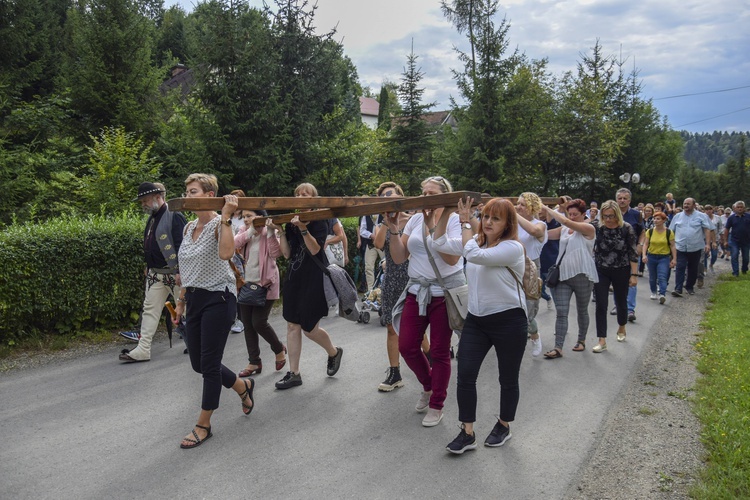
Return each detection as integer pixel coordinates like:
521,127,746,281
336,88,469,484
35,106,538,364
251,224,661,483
234,226,282,300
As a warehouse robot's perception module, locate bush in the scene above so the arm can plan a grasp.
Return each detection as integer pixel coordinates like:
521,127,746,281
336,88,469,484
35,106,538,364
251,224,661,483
0,213,145,342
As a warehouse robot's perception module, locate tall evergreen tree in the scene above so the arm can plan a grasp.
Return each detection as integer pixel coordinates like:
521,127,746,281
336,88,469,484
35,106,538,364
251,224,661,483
386,42,435,194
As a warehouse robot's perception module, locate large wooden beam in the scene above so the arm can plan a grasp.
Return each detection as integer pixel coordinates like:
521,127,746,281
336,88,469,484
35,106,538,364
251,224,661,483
166,196,399,213
250,191,484,227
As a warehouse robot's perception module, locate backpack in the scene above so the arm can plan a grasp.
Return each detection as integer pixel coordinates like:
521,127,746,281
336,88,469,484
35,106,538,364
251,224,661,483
509,255,542,301
647,228,672,245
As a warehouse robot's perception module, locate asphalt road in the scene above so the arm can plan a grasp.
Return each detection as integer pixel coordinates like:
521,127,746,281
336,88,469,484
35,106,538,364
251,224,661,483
2,280,668,499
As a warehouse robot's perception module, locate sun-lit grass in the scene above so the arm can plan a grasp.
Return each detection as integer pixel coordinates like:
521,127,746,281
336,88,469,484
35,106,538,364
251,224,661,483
691,273,750,499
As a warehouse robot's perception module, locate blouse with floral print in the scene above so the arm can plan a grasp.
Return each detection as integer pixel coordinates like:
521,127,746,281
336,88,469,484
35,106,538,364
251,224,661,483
594,222,639,269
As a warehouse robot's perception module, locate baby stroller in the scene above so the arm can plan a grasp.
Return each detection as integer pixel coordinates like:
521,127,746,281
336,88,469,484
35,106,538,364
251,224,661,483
359,264,384,325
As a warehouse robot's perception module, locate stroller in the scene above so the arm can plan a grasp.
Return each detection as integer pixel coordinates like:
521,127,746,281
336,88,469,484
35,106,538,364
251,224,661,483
358,264,385,325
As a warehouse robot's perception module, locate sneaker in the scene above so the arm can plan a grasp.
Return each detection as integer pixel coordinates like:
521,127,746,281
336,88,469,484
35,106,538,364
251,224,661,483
592,343,607,353
416,391,432,412
687,289,695,295
530,337,543,357
118,330,140,342
326,347,343,376
628,312,636,322
446,425,477,454
659,295,666,304
378,367,404,392
546,299,553,310
650,293,658,300
275,371,302,390
422,408,443,427
671,289,683,297
697,277,704,289
230,319,244,333
610,306,617,315
709,264,714,274
484,420,511,447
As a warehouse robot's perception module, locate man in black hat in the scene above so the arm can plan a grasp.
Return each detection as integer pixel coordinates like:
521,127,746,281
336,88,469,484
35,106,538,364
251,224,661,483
119,182,187,363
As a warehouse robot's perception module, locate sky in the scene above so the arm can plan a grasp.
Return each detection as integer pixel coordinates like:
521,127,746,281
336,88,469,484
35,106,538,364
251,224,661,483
168,0,750,134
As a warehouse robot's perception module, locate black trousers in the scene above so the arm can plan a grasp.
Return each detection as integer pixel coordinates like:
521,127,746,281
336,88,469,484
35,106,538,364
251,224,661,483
238,299,283,364
456,308,528,424
184,287,238,411
594,265,629,337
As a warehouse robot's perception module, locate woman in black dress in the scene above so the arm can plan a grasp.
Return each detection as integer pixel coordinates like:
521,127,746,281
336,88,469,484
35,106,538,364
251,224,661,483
266,183,343,389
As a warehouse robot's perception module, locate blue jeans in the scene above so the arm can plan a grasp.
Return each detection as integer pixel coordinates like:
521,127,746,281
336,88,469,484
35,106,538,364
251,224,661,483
646,254,670,296
729,239,750,276
627,284,636,313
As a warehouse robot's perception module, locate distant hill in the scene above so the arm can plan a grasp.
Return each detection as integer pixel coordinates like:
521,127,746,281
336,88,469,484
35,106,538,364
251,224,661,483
681,131,749,171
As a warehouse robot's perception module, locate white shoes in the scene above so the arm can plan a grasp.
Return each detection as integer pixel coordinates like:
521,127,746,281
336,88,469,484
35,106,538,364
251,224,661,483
530,337,543,357
416,391,432,412
659,295,666,304
650,293,658,300
230,318,244,333
422,408,444,427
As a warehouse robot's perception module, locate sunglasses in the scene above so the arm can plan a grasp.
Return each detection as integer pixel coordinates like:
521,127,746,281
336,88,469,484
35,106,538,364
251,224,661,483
380,190,396,197
602,214,617,220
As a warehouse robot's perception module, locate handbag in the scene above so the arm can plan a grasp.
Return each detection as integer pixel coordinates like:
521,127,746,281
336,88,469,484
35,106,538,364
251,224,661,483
421,223,468,331
228,253,246,293
325,234,345,267
306,246,362,322
237,282,268,307
545,247,567,288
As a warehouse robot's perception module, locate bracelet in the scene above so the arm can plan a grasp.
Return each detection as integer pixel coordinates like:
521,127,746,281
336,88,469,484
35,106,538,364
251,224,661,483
300,230,309,236
460,220,470,224
177,297,186,303
428,226,436,234
631,273,638,277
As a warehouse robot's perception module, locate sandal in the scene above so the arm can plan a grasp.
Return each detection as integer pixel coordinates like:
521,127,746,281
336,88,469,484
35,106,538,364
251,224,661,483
240,378,255,415
180,424,212,449
543,348,563,359
275,345,288,371
572,341,586,352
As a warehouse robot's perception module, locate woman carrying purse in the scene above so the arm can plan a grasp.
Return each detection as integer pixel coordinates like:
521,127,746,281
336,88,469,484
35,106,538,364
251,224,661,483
234,209,287,378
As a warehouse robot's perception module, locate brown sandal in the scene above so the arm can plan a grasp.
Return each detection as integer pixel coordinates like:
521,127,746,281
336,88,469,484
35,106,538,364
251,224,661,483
543,348,563,359
572,341,586,352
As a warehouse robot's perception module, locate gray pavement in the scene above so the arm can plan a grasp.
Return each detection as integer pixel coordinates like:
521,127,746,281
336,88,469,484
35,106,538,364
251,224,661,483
2,279,671,499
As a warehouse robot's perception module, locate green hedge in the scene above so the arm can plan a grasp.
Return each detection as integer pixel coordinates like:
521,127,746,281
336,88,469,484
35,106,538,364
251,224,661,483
0,213,145,342
0,214,367,343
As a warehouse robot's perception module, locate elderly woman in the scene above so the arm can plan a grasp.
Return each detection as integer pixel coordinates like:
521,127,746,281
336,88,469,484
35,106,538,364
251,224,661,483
386,175,464,427
266,183,343,390
591,200,638,352
433,197,528,454
515,192,548,357
234,209,287,377
540,200,597,358
174,174,256,449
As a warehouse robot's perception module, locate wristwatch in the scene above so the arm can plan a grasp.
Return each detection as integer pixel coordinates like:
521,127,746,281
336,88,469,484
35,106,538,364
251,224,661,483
462,222,472,230
221,218,232,226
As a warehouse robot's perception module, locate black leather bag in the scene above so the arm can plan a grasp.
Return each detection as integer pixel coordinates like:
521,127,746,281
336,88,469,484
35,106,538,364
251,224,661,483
545,265,561,288
237,282,268,307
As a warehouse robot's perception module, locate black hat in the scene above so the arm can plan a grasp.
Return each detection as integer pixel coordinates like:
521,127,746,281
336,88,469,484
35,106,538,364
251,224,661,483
133,182,165,201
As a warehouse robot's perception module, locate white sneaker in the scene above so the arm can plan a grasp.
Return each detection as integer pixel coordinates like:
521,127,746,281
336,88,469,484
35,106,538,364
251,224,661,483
530,337,543,357
546,299,553,310
416,391,432,412
422,408,443,427
659,295,666,304
230,318,244,333
650,293,658,300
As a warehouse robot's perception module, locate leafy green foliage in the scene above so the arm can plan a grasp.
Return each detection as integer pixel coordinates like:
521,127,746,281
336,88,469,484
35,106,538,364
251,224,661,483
0,213,145,342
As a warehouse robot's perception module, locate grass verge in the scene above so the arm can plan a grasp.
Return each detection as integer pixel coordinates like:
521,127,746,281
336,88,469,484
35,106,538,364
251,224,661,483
692,273,750,498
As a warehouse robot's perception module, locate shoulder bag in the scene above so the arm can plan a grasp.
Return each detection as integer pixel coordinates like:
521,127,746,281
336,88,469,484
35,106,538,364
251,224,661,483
421,223,468,331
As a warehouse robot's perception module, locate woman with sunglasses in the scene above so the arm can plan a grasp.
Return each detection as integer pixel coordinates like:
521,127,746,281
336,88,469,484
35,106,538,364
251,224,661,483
174,173,256,449
386,176,464,427
591,200,638,352
540,200,597,358
266,183,343,390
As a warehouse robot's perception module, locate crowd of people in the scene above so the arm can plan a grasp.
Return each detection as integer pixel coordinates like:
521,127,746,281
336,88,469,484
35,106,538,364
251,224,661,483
120,175,748,452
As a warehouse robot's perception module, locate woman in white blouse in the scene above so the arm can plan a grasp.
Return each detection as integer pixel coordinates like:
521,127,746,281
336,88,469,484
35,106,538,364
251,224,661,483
174,174,256,449
540,200,598,358
433,197,528,455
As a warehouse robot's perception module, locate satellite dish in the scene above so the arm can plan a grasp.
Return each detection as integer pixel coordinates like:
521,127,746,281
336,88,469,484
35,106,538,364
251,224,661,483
619,173,631,183
631,173,641,184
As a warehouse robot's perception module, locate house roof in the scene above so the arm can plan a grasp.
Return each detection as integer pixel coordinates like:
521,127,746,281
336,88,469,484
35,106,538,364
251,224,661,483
359,96,380,117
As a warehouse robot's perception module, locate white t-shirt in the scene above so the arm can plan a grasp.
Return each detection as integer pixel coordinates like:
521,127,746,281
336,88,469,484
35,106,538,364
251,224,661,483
403,213,463,296
517,218,548,260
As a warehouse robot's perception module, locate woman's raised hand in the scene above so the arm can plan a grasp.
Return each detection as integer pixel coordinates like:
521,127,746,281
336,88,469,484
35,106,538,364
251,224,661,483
457,196,474,221
221,194,238,219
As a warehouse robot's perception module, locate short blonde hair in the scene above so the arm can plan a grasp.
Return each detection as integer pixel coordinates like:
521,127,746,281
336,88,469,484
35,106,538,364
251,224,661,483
518,192,542,217
421,176,453,193
184,173,218,196
377,181,404,197
294,183,318,197
599,200,624,227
